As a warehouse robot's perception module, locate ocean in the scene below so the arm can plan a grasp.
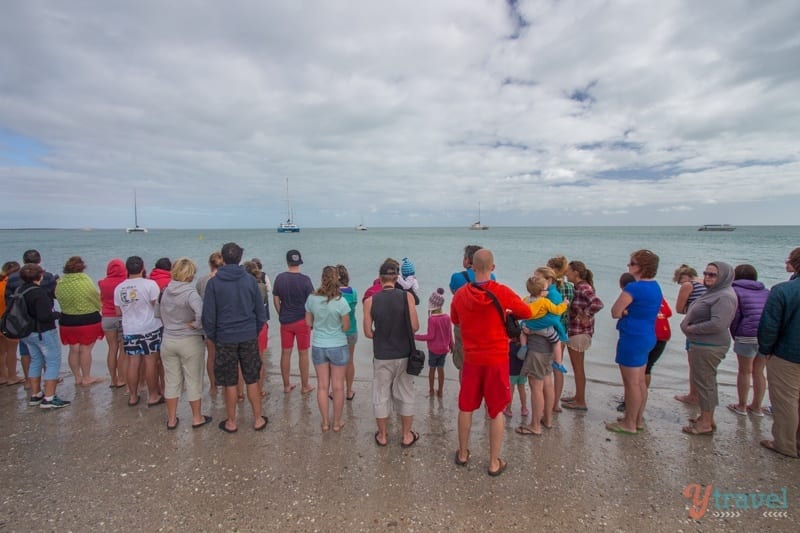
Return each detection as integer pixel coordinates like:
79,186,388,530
1,225,798,394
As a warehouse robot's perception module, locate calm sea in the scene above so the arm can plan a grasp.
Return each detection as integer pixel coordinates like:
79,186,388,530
1,226,798,393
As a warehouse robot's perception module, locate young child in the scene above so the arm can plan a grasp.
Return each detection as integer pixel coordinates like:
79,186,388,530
517,276,569,373
397,257,420,297
505,341,530,418
414,288,453,397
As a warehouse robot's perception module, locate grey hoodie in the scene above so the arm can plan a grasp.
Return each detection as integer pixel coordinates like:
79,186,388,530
160,280,203,338
680,261,737,347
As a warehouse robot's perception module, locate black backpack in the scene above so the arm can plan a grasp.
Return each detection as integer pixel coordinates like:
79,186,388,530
0,286,38,339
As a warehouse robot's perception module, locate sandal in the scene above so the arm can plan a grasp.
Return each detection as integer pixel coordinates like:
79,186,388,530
374,431,388,447
401,430,420,448
682,424,714,436
727,403,747,416
488,458,507,477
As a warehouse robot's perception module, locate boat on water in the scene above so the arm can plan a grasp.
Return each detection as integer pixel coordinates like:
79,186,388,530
698,224,736,232
469,202,488,230
355,223,368,231
277,178,300,233
126,190,147,233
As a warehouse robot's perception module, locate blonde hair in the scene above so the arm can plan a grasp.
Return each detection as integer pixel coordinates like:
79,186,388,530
315,266,342,302
526,276,548,297
170,257,197,282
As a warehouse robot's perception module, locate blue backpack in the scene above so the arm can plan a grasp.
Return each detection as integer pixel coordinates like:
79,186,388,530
0,286,38,339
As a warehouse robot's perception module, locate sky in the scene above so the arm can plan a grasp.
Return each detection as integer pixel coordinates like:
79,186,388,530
1,0,799,229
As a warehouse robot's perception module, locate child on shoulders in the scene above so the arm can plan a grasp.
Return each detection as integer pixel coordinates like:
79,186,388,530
414,288,453,397
397,257,420,298
517,276,569,373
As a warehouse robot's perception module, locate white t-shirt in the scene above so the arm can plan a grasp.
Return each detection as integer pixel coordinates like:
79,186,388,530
114,277,162,335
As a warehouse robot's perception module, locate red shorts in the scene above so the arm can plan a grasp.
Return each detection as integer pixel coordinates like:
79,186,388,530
59,323,104,346
458,361,511,418
280,319,311,350
258,324,269,353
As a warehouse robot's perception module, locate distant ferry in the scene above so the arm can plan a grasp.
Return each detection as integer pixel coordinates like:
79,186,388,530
698,224,736,232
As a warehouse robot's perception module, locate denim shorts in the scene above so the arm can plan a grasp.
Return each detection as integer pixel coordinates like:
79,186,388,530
311,345,349,366
428,352,446,368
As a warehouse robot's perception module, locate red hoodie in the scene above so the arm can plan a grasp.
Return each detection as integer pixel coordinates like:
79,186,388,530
98,259,127,317
451,280,532,366
149,268,171,291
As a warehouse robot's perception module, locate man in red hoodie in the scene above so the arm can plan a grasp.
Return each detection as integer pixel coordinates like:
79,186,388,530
451,249,531,476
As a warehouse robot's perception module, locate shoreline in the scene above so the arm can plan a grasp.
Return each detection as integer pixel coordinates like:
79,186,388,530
1,335,798,530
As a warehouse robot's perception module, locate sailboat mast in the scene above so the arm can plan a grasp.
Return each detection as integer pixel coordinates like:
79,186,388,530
134,190,139,228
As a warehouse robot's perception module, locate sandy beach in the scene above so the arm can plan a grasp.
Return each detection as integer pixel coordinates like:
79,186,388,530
1,333,799,532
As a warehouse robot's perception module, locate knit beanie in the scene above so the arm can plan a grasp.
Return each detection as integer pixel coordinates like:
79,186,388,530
428,288,445,310
401,257,415,277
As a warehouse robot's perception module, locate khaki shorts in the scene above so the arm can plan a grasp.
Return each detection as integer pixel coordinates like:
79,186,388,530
452,326,463,370
372,358,416,418
567,334,592,352
161,335,205,401
521,350,553,381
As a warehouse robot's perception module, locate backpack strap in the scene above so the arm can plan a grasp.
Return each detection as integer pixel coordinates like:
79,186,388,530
461,270,470,283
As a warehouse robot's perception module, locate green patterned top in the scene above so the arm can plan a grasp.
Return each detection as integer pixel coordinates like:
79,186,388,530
55,273,101,315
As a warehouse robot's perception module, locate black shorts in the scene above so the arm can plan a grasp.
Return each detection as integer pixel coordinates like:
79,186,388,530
214,339,262,387
645,340,667,375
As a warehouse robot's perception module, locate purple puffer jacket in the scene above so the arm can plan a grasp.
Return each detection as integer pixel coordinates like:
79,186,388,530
730,280,770,337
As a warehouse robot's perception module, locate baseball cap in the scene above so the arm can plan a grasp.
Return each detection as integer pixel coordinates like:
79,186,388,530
286,249,303,266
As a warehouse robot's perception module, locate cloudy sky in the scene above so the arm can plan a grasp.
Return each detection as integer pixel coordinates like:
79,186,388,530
1,0,798,229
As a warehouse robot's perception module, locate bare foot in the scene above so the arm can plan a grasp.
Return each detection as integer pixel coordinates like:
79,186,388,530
552,406,563,413
81,376,104,386
437,389,443,398
284,383,297,394
321,423,330,433
674,394,699,406
428,389,435,397
301,385,315,394
333,421,345,432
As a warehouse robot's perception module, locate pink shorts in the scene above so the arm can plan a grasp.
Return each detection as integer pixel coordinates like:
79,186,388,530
280,319,311,350
458,361,511,418
258,324,269,353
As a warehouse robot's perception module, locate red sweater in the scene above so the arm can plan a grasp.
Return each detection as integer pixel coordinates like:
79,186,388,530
451,281,532,366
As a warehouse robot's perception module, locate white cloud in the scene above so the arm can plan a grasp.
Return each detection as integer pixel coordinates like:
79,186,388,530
0,0,798,228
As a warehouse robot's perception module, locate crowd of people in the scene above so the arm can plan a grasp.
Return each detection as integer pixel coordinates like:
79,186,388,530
2,243,799,474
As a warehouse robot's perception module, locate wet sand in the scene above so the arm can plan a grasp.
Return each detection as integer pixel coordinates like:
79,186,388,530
2,341,799,532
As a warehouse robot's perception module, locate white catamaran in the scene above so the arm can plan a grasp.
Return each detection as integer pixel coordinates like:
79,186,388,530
277,178,300,233
126,190,147,233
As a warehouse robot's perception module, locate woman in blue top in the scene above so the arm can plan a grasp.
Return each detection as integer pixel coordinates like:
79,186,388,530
608,250,663,435
306,266,351,433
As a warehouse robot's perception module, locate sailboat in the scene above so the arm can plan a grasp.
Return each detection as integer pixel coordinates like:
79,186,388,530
126,190,148,233
469,202,488,230
355,216,368,231
277,178,300,233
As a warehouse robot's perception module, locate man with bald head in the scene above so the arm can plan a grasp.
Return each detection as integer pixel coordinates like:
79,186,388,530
450,249,531,476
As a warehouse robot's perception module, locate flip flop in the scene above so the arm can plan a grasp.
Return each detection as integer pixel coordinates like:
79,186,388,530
561,401,588,411
488,458,507,477
454,449,470,466
254,415,269,431
605,421,638,435
687,417,717,431
218,420,238,433
727,403,747,416
192,415,213,429
147,396,165,407
374,431,388,447
682,424,714,436
401,430,420,448
167,418,179,430
109,383,126,389
346,392,355,401
747,406,765,417
127,396,140,407
515,425,542,436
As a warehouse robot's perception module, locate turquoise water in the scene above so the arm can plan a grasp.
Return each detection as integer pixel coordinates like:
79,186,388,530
2,226,798,392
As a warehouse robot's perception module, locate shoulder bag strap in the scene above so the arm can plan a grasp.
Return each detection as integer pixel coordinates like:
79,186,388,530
401,289,416,353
